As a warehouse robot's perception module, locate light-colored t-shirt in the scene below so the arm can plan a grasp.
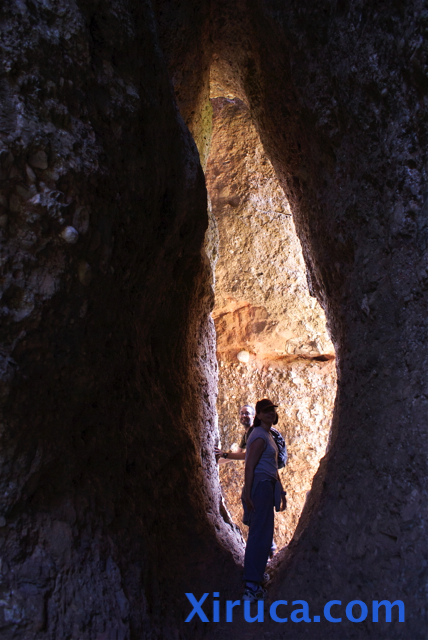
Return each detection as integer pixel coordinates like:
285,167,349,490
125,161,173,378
245,426,278,479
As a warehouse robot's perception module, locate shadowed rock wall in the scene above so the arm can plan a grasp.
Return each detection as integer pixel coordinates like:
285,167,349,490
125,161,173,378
0,0,426,639
160,0,428,637
207,1,428,638
0,1,239,639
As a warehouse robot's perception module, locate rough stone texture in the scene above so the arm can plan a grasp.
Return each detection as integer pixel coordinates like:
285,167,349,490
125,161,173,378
205,96,336,550
154,0,213,168
0,1,427,639
208,98,334,363
0,2,239,639
208,1,428,638
216,358,336,550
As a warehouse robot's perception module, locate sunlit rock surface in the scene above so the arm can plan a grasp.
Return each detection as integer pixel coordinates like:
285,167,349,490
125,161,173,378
216,358,336,550
208,99,334,363
205,97,336,549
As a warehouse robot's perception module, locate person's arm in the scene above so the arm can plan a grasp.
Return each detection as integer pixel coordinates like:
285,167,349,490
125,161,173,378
214,447,245,464
242,438,265,511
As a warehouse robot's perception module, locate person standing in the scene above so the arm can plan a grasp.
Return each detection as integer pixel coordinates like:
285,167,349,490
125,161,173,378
242,398,287,602
215,404,255,463
216,402,287,559
216,405,287,470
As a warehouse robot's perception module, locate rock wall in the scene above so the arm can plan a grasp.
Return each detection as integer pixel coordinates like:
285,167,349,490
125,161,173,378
161,1,428,637
205,96,336,550
208,98,334,363
208,1,428,638
216,359,336,550
0,2,239,639
0,1,426,639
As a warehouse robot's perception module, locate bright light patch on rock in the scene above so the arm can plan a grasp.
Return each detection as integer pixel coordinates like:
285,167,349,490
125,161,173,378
61,226,79,244
236,350,250,363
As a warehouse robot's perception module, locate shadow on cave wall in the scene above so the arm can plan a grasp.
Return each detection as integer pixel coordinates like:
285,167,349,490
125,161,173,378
158,4,427,638
0,0,426,638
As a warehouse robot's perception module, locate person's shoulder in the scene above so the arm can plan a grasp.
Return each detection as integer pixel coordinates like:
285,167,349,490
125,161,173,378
248,426,267,441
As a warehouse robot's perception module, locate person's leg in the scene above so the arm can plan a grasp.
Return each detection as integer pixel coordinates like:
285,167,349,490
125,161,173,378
243,481,274,584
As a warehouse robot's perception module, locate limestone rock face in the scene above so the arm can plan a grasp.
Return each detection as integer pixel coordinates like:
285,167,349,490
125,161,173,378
205,97,336,549
0,1,426,639
0,2,238,638
208,98,335,364
206,2,428,638
216,358,336,550
161,1,427,637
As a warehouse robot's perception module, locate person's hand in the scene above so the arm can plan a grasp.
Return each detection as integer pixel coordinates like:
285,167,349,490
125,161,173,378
214,447,223,463
242,488,255,512
280,492,287,511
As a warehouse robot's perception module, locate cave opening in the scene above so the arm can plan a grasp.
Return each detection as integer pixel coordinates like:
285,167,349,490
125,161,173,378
203,85,338,554
0,2,425,636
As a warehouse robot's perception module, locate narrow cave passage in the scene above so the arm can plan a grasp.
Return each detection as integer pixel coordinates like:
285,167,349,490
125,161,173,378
0,2,425,638
204,95,337,551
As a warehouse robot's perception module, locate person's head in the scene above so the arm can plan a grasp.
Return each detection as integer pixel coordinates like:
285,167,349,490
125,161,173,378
239,404,255,428
253,398,279,427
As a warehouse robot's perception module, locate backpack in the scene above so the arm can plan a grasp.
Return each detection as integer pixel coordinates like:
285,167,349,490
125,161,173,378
269,427,288,469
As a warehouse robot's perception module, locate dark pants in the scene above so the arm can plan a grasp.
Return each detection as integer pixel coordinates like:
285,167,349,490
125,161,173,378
243,480,275,583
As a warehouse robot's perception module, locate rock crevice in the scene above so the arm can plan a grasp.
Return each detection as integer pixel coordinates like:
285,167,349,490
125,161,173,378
0,1,426,638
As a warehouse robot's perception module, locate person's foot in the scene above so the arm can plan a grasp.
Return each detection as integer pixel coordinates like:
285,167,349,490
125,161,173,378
242,585,267,603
